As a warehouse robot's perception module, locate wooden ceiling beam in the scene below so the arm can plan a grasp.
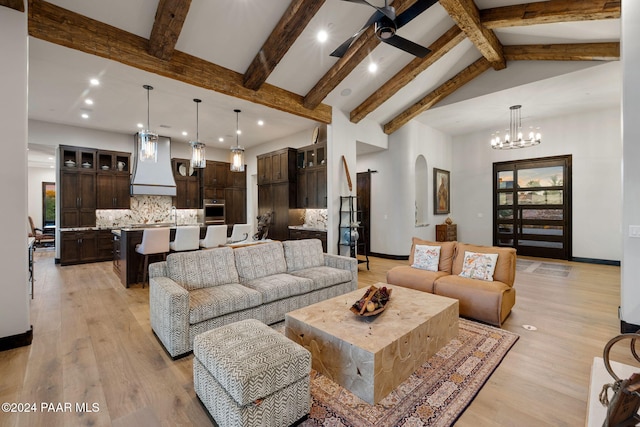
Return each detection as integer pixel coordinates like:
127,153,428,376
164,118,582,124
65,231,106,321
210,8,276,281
243,0,325,91
481,0,621,29
504,42,620,61
350,25,465,124
148,0,192,61
0,0,24,12
439,0,506,70
303,0,420,110
383,57,491,135
27,0,331,124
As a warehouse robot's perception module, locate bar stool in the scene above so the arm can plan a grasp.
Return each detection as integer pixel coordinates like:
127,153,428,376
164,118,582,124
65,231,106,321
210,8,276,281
200,225,227,249
169,225,200,252
135,227,170,287
228,223,252,243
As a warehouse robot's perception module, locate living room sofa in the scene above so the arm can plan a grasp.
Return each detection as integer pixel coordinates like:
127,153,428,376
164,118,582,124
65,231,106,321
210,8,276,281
149,239,357,358
386,238,516,326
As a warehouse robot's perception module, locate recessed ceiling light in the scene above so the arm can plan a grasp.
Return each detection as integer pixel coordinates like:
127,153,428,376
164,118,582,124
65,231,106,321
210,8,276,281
236,130,242,135
81,113,89,119
90,78,100,86
48,157,53,160
85,99,94,105
257,120,264,126
218,137,224,142
50,165,54,169
182,131,188,136
368,62,378,73
317,30,328,43
137,123,144,128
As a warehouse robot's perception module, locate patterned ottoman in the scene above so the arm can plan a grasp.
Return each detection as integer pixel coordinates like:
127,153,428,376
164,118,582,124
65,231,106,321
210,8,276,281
193,319,311,427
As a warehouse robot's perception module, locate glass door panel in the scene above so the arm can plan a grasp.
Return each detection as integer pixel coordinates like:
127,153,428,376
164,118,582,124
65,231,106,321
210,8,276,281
493,156,571,259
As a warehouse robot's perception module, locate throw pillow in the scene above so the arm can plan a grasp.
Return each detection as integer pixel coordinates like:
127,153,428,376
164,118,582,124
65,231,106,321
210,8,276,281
459,251,499,281
411,245,441,272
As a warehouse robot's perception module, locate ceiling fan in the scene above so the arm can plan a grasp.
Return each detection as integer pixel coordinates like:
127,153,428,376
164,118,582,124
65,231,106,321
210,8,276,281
331,0,438,58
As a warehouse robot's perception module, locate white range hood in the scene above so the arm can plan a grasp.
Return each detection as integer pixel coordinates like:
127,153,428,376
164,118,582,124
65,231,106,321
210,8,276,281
130,134,177,196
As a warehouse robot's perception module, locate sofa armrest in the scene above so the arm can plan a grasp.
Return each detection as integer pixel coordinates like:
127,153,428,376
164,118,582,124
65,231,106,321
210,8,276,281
324,253,358,291
149,261,167,278
149,276,190,358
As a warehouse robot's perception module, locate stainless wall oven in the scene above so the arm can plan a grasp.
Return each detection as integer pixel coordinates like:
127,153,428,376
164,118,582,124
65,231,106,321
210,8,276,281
204,199,225,224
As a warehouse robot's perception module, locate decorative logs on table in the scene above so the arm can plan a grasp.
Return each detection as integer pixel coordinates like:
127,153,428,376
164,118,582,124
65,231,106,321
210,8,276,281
350,285,392,317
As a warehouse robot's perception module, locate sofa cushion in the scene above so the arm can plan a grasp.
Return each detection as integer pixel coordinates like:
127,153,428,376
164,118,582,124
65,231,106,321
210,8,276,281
409,238,456,273
412,245,441,272
188,283,263,324
459,251,499,281
282,239,325,272
234,242,288,281
289,266,353,291
434,274,515,326
452,243,517,286
166,247,239,291
386,265,450,294
242,274,314,304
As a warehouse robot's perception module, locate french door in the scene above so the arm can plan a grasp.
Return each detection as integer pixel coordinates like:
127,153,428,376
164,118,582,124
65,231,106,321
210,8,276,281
493,155,572,260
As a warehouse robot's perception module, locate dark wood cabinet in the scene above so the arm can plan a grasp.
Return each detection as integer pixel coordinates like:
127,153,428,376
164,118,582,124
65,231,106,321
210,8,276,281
96,150,130,209
296,143,327,209
225,188,247,225
113,232,121,277
60,230,99,265
228,168,246,188
289,228,327,252
60,170,96,228
257,148,297,242
97,229,114,260
436,224,457,242
204,160,228,189
257,148,296,185
172,158,202,209
297,167,327,208
97,173,130,209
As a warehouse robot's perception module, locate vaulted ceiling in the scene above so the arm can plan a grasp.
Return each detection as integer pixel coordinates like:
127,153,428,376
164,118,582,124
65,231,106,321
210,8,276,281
4,0,621,164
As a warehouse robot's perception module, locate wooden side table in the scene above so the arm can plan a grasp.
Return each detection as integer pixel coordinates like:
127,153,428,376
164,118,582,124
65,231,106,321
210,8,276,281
436,224,457,242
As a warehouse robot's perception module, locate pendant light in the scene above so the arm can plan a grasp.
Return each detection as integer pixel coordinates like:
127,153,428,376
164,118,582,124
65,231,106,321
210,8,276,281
190,99,206,168
490,105,541,149
138,84,158,162
230,109,245,172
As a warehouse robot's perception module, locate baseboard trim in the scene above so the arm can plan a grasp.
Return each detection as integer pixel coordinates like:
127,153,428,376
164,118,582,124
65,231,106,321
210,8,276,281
0,326,33,352
620,320,640,334
571,257,620,266
369,252,409,261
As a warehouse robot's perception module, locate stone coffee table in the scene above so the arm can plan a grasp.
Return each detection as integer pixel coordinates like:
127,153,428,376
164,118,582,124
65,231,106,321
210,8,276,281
285,283,459,404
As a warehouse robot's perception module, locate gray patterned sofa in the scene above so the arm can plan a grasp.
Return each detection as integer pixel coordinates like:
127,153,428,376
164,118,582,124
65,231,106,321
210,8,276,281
149,239,357,358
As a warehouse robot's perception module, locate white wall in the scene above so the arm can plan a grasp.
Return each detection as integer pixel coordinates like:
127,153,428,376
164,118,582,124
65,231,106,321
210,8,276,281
28,167,56,230
621,0,640,326
0,6,30,339
357,120,453,256
453,107,622,260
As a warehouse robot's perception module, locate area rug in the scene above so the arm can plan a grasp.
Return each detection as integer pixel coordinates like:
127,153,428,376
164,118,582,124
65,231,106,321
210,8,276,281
300,319,519,427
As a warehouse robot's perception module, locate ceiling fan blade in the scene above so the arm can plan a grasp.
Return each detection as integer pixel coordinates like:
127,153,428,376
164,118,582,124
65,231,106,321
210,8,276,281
383,34,431,57
340,0,396,21
330,10,384,58
395,0,439,29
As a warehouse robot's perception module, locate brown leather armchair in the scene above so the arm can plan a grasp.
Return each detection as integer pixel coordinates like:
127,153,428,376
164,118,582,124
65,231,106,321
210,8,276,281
28,216,55,247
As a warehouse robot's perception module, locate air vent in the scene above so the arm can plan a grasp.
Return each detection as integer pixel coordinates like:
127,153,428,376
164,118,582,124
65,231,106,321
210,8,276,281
159,124,171,128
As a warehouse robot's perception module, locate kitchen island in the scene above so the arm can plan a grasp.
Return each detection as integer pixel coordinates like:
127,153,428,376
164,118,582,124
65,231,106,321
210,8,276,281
113,224,209,288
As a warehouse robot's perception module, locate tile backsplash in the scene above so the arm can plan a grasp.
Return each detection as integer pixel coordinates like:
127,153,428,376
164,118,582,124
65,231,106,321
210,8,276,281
96,195,200,228
304,209,327,229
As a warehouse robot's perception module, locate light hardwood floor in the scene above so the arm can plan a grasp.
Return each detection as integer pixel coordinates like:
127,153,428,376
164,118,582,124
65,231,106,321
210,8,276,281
0,251,632,426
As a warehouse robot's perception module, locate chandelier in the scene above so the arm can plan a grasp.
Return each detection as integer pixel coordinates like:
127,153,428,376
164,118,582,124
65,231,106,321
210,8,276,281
230,109,245,172
138,84,158,162
490,105,541,150
190,99,206,169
